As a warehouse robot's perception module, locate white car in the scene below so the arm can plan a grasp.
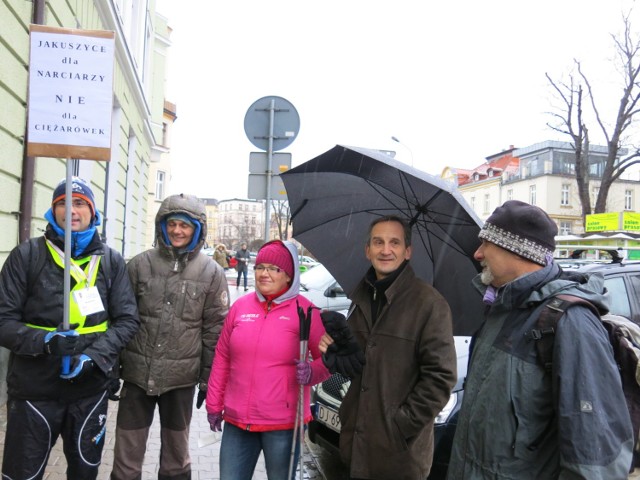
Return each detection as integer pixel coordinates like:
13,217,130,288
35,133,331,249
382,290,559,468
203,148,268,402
298,264,350,311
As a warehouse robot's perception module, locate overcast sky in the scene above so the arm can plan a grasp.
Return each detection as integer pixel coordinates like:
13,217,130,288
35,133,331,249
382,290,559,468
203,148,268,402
155,0,639,201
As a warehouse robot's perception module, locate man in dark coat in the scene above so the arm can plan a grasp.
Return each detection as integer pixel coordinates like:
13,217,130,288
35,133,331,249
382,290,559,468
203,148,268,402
235,241,251,291
320,215,457,480
0,176,140,479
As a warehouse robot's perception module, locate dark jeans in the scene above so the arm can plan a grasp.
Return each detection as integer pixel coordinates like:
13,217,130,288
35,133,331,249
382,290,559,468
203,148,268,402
236,268,248,288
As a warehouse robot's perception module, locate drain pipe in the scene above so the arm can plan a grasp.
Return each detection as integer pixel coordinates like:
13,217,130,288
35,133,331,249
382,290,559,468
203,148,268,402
19,0,46,242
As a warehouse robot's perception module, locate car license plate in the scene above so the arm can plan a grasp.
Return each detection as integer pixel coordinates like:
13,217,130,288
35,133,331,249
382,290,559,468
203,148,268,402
317,404,341,433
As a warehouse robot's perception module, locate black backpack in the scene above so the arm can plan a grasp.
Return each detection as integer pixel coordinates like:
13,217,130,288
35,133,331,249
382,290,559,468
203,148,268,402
529,294,640,471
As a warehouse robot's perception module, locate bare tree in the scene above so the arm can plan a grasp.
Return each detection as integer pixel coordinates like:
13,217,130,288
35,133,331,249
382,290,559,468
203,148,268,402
546,72,592,217
547,13,640,216
271,200,291,240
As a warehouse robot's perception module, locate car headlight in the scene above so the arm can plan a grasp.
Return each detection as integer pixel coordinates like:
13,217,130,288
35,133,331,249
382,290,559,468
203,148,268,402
435,392,458,425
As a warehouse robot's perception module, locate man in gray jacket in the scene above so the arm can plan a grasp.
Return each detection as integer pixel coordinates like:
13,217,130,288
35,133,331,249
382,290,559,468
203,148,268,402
447,200,633,479
111,194,229,480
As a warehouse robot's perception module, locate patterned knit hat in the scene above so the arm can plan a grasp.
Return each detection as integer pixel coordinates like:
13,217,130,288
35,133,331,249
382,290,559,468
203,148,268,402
256,240,294,277
479,200,557,266
51,176,97,219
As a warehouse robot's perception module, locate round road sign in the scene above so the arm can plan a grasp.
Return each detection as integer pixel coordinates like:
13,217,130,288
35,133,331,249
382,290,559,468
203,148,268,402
244,95,300,151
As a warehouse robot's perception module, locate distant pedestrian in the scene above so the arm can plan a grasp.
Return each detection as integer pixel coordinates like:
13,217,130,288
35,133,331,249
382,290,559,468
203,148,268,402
235,242,251,291
111,193,229,480
214,244,230,270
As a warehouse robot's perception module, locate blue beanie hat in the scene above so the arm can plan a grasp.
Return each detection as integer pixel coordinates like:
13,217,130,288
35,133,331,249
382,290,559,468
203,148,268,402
52,176,97,219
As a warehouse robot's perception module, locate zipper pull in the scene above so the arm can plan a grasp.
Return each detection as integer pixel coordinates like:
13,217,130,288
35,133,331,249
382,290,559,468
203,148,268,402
174,260,179,271
373,288,377,301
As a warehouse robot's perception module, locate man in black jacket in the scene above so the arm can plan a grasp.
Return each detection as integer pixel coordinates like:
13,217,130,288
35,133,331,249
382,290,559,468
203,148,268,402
235,242,251,291
0,177,140,480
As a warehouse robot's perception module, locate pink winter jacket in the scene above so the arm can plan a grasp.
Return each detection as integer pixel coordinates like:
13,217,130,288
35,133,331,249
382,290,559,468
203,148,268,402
206,289,330,429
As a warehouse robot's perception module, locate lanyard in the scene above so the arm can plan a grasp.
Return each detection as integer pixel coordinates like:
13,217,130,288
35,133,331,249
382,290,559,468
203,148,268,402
45,238,100,286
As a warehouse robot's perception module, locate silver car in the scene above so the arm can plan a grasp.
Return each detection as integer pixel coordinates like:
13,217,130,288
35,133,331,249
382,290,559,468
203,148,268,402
298,264,350,312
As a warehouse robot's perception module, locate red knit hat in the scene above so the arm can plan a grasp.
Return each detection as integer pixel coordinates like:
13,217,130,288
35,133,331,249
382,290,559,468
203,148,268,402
256,240,294,278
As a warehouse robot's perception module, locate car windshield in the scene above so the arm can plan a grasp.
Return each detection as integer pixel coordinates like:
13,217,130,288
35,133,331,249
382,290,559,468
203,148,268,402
299,264,331,291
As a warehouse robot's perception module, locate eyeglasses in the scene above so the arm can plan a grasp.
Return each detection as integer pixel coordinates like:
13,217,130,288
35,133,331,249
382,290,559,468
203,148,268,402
55,199,90,209
253,265,282,274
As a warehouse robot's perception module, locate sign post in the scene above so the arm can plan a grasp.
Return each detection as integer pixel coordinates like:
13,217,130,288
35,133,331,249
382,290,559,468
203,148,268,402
244,96,299,241
26,25,115,373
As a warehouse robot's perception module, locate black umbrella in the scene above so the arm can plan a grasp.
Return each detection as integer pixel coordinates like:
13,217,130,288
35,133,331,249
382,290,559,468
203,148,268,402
281,145,485,336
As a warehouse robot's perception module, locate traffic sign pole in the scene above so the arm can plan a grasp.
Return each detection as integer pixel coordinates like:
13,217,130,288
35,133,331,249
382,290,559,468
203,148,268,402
244,95,300,242
265,98,275,242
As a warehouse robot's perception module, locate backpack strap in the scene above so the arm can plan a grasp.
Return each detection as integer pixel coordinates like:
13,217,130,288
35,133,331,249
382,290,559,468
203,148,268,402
528,294,600,373
101,243,112,289
27,236,48,295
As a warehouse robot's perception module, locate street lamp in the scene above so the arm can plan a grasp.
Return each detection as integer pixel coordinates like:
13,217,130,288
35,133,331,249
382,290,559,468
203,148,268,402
391,136,414,167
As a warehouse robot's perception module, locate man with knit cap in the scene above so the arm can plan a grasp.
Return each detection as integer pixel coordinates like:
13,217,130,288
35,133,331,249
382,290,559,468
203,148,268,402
447,200,633,480
0,176,140,479
111,193,229,480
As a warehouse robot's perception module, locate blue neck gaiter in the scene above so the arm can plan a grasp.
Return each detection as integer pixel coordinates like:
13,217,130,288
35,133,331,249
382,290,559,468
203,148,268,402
44,208,101,257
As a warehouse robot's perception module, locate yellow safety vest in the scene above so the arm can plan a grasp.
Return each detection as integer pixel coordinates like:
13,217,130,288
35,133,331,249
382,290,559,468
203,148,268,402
26,239,108,334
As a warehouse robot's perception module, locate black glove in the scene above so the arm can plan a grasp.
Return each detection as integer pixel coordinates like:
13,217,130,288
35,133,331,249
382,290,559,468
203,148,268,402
60,354,94,382
43,323,80,356
320,311,365,378
320,311,355,348
108,378,122,401
323,342,366,378
196,386,207,409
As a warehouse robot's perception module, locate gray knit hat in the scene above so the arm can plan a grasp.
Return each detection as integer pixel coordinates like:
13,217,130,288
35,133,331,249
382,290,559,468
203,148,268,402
479,200,557,266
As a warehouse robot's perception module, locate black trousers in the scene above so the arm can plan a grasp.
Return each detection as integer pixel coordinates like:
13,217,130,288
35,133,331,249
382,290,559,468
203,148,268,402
2,391,109,480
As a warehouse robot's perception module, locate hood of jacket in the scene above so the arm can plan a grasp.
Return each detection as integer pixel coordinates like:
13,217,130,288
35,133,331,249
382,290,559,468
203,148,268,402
154,194,207,259
472,261,610,314
254,240,301,304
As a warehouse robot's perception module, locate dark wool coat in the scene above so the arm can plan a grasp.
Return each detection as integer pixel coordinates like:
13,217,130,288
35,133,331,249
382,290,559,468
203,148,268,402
339,263,457,480
120,194,229,395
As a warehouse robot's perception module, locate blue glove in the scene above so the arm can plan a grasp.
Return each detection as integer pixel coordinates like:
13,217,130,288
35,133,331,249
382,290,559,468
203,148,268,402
207,412,223,432
60,354,94,382
44,325,80,356
295,359,313,385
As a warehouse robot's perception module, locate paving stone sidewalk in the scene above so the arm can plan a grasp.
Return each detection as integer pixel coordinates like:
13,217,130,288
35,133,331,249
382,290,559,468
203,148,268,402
0,397,324,480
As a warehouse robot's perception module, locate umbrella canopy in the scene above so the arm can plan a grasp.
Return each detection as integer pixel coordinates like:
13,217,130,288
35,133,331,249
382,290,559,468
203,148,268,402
281,145,485,336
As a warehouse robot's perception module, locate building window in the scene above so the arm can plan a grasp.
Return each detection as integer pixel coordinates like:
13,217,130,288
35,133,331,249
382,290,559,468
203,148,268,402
625,190,633,211
507,189,513,201
155,170,165,200
560,221,572,235
483,194,490,214
529,185,536,205
561,184,570,206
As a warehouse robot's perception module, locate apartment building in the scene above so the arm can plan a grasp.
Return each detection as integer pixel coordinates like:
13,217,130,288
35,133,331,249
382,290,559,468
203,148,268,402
444,140,640,236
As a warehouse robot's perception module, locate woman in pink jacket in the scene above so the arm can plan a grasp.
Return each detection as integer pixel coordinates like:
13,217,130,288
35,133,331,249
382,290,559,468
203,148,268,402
206,240,330,480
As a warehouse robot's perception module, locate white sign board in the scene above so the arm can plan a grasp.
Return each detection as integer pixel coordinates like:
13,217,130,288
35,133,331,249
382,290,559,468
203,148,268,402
27,25,115,161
